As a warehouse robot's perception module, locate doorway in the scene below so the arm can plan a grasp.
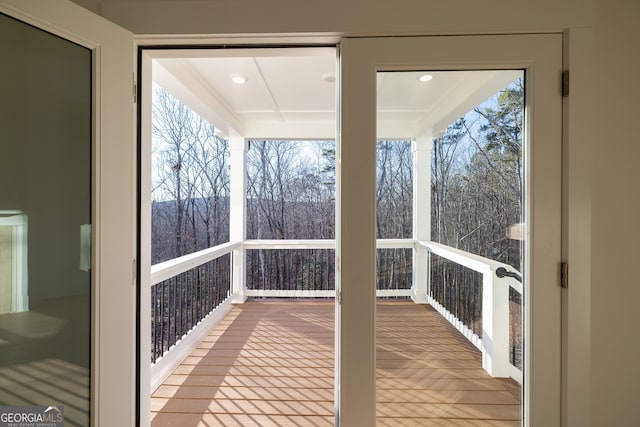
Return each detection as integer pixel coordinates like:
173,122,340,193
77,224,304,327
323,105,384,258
339,35,562,425
139,35,561,426
0,211,28,314
139,46,339,425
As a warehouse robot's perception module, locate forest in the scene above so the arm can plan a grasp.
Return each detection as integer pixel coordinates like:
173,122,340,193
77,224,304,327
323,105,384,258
151,78,524,351
152,78,523,267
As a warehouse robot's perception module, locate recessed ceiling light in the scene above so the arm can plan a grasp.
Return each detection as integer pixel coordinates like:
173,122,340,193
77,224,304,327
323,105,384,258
417,74,433,82
231,75,248,85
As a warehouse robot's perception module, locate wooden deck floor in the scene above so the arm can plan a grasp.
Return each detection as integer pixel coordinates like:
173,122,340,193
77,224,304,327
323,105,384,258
151,300,521,426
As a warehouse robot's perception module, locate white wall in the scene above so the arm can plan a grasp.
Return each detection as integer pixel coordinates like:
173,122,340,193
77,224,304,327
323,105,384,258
69,0,640,424
88,0,593,36
591,1,640,425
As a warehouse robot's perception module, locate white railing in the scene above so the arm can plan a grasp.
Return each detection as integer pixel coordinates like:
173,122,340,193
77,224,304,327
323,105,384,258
419,240,523,383
244,239,336,298
150,238,522,390
150,241,241,285
243,239,415,298
150,241,240,391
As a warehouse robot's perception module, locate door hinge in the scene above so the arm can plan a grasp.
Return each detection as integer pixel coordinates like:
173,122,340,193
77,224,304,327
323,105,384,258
562,70,569,97
560,262,569,288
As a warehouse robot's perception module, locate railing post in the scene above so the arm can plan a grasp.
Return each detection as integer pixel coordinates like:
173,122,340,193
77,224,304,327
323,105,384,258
412,137,431,303
229,137,247,302
413,245,429,303
481,268,510,377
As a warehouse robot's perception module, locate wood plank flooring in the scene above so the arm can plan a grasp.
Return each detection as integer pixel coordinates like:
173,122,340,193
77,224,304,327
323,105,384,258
151,300,521,426
376,302,521,426
0,296,91,427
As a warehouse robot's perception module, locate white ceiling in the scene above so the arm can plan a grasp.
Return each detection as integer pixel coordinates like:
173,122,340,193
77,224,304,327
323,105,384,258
152,47,521,140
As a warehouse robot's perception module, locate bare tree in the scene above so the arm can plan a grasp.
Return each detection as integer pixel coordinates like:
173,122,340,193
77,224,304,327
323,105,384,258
376,140,413,290
151,85,230,264
246,140,336,291
429,78,524,337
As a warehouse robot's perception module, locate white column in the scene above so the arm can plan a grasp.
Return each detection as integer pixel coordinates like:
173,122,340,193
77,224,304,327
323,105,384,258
337,40,377,426
229,137,247,303
412,137,432,303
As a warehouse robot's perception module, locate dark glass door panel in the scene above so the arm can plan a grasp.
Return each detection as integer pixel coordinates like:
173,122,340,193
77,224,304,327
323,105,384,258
0,13,91,426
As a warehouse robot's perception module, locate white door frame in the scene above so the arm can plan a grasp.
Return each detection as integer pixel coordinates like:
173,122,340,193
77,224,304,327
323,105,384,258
0,211,28,313
338,34,563,426
137,33,562,426
0,1,136,426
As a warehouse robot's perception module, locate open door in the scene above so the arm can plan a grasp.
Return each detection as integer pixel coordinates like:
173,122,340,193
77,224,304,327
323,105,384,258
0,1,135,425
338,35,562,425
